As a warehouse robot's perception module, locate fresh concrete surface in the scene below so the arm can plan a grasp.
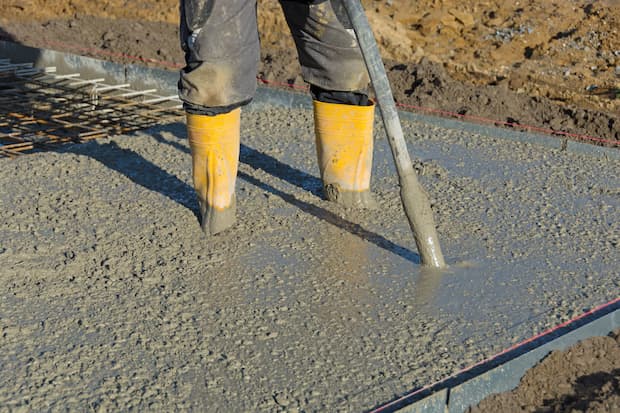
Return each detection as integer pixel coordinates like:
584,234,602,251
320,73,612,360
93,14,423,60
0,106,618,411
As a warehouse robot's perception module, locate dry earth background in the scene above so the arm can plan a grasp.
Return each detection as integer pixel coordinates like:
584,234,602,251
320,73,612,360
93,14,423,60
0,0,619,412
0,0,618,143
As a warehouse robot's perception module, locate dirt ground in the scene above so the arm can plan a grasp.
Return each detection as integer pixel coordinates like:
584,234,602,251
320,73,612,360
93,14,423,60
470,328,620,413
0,0,618,143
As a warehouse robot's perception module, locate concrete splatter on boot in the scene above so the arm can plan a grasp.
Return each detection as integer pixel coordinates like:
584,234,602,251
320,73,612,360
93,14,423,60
313,100,376,208
186,108,240,235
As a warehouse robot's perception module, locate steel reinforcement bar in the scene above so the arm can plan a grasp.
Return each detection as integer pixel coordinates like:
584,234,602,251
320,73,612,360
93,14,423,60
0,59,183,158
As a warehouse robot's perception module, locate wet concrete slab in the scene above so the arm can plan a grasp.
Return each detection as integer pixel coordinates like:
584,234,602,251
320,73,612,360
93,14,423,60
0,105,618,411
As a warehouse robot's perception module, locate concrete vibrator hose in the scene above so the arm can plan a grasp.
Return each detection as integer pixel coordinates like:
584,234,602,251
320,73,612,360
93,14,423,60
340,0,447,268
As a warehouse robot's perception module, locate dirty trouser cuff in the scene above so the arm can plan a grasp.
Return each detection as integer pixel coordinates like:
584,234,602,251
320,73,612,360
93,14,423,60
184,98,252,116
310,85,371,106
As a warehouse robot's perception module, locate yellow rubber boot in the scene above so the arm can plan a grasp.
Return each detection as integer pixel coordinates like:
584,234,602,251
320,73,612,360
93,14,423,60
313,100,375,208
186,108,240,235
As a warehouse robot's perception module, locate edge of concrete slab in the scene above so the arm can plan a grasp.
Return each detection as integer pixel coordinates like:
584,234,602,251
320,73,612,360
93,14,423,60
371,298,620,413
1,40,617,161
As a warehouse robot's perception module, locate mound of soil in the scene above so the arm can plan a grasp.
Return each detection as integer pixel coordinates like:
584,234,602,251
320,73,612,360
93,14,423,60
0,0,618,143
471,329,620,413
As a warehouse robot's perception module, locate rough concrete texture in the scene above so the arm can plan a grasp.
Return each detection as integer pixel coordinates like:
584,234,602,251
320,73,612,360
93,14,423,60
0,106,618,411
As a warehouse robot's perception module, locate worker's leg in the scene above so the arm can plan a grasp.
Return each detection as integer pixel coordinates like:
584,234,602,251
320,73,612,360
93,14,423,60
179,0,259,110
185,108,241,235
278,0,369,97
280,0,375,208
179,0,258,234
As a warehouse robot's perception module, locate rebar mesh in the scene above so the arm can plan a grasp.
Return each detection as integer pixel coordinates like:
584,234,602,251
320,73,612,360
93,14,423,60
0,59,183,158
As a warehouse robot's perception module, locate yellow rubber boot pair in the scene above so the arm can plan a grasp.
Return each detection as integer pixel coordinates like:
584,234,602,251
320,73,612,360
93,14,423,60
313,100,375,208
186,108,240,235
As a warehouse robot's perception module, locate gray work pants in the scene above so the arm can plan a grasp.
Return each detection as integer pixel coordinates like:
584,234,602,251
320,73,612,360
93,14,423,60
179,0,370,112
